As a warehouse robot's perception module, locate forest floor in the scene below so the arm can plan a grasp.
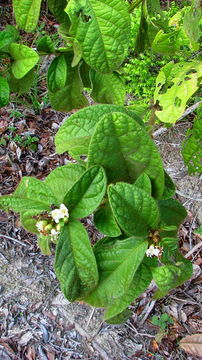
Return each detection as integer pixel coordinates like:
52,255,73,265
0,1,202,359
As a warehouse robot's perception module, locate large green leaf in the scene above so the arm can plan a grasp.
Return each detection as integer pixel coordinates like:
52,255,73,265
54,221,98,301
47,54,67,92
133,173,152,195
48,0,70,23
154,60,202,124
9,43,39,79
48,52,88,111
44,164,85,203
161,171,175,200
152,253,193,298
135,0,167,52
88,112,164,198
183,0,201,50
66,0,131,73
104,264,152,321
20,208,45,234
0,25,19,52
94,202,121,237
90,70,126,106
64,166,106,219
8,68,35,95
158,198,187,231
13,0,42,32
152,29,191,56
55,104,143,156
37,35,55,53
182,107,202,174
0,77,10,108
84,237,148,307
108,182,160,236
0,177,57,213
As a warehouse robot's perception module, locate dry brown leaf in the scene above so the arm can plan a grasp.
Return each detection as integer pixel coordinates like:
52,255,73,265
179,334,202,357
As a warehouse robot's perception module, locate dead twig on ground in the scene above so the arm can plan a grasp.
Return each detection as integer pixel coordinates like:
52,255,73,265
139,300,156,326
185,241,202,259
176,190,202,202
0,234,29,247
125,322,155,338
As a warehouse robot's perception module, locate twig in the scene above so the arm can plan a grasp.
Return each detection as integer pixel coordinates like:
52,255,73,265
139,300,156,326
86,308,95,328
0,234,29,247
178,101,202,121
176,190,202,202
125,323,155,338
184,241,202,259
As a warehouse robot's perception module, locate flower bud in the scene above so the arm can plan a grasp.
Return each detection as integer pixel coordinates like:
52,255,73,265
63,216,69,223
56,224,61,232
45,224,53,231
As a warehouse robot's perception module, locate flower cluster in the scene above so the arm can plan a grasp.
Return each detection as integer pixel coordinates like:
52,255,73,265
36,204,69,242
146,244,162,257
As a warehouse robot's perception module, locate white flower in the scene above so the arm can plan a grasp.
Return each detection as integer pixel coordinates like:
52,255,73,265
51,204,69,223
36,221,46,232
59,204,69,218
51,229,59,236
146,245,161,257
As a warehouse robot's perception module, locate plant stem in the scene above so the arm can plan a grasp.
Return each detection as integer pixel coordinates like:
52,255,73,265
129,0,143,13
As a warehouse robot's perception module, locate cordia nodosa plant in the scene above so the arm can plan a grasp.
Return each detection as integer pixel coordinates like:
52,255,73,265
0,0,201,323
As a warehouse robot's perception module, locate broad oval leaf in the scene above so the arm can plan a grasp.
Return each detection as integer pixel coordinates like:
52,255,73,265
88,112,164,198
90,70,126,106
108,182,160,236
133,173,152,195
44,164,85,203
37,35,55,53
152,253,193,298
55,104,143,155
94,202,121,237
158,198,187,238
0,76,10,108
0,177,58,213
104,264,152,321
154,60,202,124
48,52,88,112
66,0,131,73
64,165,107,219
0,25,19,52
47,54,67,92
54,221,98,301
161,171,175,200
13,0,42,32
48,0,70,23
8,68,35,95
84,237,148,307
9,43,39,79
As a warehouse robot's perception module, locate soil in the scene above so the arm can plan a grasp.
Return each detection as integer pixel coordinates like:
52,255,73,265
0,2,202,359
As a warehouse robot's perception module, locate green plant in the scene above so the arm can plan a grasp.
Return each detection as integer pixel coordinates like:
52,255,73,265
0,104,193,323
151,313,173,331
151,313,174,342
